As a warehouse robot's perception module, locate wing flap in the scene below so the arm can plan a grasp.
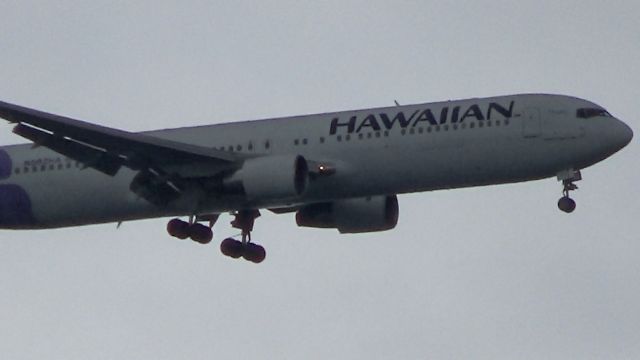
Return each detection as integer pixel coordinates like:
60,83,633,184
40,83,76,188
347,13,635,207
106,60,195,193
13,123,124,176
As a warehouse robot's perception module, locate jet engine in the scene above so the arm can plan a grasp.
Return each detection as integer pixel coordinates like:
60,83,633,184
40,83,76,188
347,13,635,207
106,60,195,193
296,195,399,233
224,155,308,201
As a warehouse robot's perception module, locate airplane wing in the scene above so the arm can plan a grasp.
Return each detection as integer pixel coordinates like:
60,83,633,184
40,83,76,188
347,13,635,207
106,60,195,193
0,100,241,172
0,100,243,204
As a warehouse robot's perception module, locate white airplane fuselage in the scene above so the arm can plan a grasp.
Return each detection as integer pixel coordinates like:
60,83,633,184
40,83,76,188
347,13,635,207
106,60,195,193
0,94,633,229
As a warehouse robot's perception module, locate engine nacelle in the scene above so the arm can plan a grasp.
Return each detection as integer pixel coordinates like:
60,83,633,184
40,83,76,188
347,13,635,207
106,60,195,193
296,195,399,233
224,155,308,201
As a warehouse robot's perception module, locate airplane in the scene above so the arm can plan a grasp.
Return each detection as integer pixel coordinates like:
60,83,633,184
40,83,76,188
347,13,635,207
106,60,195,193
0,94,633,263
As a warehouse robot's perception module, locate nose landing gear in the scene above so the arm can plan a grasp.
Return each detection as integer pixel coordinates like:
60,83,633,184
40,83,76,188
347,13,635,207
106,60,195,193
557,169,581,213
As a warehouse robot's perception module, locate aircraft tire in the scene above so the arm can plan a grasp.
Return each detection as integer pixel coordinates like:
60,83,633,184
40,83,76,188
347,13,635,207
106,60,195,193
220,238,244,258
242,243,266,264
558,196,576,213
167,218,190,239
189,223,213,244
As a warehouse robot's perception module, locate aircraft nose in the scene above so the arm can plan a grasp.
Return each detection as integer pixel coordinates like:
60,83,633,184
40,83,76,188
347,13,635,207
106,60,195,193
591,117,633,158
613,118,633,149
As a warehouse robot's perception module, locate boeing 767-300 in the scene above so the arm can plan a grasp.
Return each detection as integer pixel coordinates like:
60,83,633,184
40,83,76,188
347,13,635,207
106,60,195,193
0,94,633,263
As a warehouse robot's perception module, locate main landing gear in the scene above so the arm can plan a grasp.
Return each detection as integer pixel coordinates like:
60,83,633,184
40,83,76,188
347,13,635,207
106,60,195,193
166,217,215,244
221,210,265,263
166,210,266,264
557,169,581,213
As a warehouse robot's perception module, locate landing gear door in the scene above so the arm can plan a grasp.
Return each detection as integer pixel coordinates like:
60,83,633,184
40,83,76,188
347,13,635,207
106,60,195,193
522,107,541,138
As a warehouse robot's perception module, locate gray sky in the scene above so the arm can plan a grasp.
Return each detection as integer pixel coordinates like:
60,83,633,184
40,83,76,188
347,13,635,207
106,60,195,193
0,1,638,359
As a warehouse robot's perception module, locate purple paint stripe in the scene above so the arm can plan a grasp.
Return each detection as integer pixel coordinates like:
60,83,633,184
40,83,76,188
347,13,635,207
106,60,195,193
0,184,36,227
0,149,11,179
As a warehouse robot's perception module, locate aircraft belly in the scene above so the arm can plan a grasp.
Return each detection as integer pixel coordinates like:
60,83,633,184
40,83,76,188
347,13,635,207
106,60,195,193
17,169,154,228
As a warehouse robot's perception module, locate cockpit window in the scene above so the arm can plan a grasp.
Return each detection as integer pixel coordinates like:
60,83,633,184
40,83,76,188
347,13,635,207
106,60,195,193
576,108,612,118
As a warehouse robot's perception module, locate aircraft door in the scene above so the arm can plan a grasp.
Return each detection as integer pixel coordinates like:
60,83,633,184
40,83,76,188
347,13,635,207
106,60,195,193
522,107,541,138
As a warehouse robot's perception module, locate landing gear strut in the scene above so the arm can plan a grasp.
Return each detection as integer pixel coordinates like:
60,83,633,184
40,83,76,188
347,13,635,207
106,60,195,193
220,210,266,263
557,169,581,213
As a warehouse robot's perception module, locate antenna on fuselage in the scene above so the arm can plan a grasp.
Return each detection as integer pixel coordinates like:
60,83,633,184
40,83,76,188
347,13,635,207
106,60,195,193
394,100,400,106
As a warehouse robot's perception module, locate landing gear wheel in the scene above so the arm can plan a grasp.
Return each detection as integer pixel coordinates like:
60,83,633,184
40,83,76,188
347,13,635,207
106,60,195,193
242,243,266,264
220,238,244,258
556,169,581,214
218,210,267,263
558,196,576,213
189,223,213,244
167,218,190,239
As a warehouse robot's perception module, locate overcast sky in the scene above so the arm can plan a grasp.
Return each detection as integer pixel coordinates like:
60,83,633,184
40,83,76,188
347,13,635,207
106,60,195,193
0,1,638,359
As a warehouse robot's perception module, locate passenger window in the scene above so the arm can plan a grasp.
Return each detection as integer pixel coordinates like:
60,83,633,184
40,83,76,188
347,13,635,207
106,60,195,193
319,137,325,143
14,168,20,175
375,132,381,138
302,139,308,145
